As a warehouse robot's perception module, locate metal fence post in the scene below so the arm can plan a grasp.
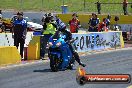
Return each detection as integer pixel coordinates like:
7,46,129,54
63,0,64,6
84,0,86,11
42,0,43,10
20,0,23,10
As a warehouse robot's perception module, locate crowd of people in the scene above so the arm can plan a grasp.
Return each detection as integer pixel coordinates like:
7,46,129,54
41,12,113,34
88,13,111,32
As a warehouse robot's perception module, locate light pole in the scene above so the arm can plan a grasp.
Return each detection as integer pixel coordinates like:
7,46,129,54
20,0,23,10
63,0,64,6
42,0,43,10
84,0,86,11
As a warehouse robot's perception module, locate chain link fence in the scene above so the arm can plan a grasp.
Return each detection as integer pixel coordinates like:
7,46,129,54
0,0,131,14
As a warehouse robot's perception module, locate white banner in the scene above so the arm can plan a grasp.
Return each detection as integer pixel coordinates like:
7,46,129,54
72,32,121,52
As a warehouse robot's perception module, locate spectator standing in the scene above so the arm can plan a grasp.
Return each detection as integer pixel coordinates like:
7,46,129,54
123,0,128,15
0,10,2,18
96,0,101,14
41,13,48,29
12,12,27,60
0,10,2,23
114,16,120,31
40,15,56,59
98,18,108,32
0,14,2,33
69,13,80,33
106,14,111,29
88,13,100,32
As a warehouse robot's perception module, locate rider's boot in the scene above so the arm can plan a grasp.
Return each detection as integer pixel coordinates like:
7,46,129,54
73,52,86,67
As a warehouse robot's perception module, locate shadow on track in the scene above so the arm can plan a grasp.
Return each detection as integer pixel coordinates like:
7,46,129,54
33,68,76,73
33,69,52,73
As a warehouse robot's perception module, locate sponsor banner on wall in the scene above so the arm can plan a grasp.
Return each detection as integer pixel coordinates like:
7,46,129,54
0,32,33,46
72,32,121,52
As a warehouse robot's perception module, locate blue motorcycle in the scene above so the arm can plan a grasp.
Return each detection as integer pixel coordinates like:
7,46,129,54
48,33,75,72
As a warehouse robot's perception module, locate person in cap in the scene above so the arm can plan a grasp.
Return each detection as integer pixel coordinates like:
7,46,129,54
88,13,100,32
12,12,27,60
41,13,48,28
69,13,81,33
40,15,56,59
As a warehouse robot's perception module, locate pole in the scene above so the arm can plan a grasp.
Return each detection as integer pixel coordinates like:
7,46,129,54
84,0,86,11
20,0,23,10
63,0,64,6
62,0,64,14
42,0,43,10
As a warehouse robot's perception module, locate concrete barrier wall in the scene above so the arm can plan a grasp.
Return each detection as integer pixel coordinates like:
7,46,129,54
57,14,132,28
0,46,21,66
72,31,124,52
0,31,124,65
0,32,33,66
27,36,40,60
0,32,33,46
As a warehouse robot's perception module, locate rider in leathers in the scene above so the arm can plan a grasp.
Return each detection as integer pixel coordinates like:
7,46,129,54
55,15,86,67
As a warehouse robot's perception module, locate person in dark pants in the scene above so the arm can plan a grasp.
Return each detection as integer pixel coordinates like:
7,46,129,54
96,0,101,14
123,0,128,15
12,12,27,60
40,16,56,59
88,13,100,32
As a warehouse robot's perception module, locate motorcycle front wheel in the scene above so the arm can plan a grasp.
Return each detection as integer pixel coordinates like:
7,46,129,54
50,55,59,72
